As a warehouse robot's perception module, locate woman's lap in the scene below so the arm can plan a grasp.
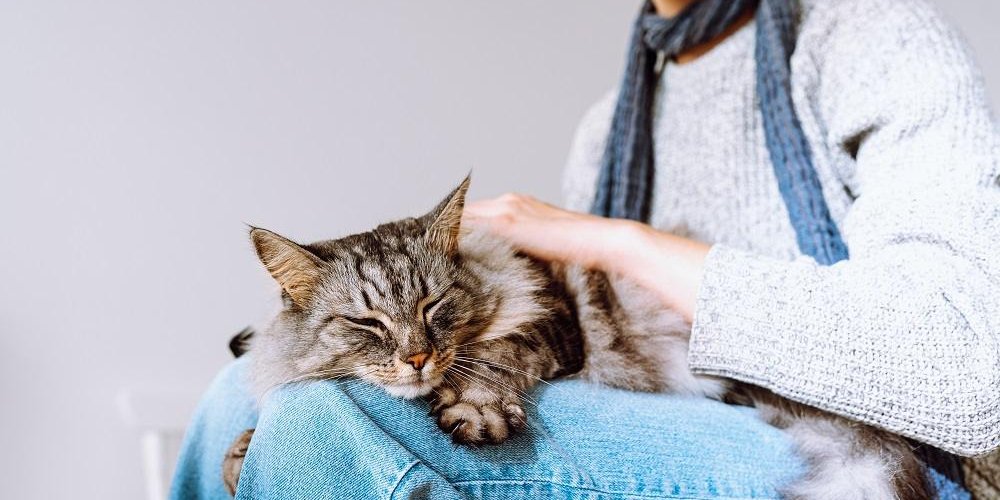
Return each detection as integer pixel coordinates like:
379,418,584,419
170,359,966,500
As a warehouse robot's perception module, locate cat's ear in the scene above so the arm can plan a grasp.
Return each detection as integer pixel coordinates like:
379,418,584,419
250,227,324,306
424,175,470,255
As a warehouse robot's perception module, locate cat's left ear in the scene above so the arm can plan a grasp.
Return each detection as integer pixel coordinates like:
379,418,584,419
424,175,470,255
250,227,324,306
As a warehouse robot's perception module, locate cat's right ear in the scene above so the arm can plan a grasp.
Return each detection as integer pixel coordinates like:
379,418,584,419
250,227,324,306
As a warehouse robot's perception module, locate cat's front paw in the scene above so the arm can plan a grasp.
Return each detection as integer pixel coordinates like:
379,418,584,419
222,428,254,496
431,387,526,446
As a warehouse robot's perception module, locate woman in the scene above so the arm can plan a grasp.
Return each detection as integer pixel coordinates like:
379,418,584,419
172,0,999,498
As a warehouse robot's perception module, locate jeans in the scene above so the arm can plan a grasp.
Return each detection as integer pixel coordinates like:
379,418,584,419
170,357,969,499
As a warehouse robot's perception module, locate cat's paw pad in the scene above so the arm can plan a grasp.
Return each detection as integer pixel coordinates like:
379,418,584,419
436,401,525,446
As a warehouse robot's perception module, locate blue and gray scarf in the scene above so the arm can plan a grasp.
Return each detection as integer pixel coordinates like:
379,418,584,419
590,0,847,265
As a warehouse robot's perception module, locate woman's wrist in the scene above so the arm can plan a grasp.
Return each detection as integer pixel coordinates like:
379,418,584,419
602,219,710,321
597,219,651,275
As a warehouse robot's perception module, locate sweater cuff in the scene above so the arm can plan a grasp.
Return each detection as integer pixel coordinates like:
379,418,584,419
688,244,821,386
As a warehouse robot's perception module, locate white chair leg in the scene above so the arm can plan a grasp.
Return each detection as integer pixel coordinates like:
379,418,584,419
140,431,167,500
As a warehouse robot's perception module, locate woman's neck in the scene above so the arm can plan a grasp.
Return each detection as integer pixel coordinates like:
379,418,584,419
651,0,696,17
649,0,755,65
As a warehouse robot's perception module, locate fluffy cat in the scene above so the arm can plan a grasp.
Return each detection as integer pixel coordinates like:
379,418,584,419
222,177,932,499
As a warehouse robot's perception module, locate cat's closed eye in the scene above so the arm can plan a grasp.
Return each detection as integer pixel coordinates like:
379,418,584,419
422,298,444,336
344,316,386,331
422,298,442,321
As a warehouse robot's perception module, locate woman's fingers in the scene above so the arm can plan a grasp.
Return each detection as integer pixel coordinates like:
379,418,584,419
461,193,610,266
463,194,555,233
464,194,543,223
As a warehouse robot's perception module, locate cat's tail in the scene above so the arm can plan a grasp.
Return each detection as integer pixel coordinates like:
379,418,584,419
229,327,255,358
738,384,934,500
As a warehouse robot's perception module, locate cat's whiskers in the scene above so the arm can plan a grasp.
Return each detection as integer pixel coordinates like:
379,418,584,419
454,344,543,371
442,372,462,395
326,367,379,383
451,337,498,350
447,367,537,413
283,366,372,385
283,371,338,385
450,361,539,406
453,355,553,387
448,362,539,407
443,366,504,403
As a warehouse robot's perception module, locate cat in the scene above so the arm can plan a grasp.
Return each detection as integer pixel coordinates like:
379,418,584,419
222,177,932,499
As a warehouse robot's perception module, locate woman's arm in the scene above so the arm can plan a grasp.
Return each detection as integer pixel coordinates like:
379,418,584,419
462,195,709,321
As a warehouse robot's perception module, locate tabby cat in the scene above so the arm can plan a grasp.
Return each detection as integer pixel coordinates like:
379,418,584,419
223,177,932,499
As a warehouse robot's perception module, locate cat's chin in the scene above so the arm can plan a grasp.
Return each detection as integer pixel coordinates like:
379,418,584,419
383,381,436,399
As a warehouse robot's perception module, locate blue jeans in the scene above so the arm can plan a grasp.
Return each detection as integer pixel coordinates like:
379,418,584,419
170,358,969,499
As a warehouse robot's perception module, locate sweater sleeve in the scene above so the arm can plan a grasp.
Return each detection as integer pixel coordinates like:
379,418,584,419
688,0,1000,456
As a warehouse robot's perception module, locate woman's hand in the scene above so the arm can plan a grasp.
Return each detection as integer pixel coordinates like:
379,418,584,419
462,193,625,269
462,193,711,321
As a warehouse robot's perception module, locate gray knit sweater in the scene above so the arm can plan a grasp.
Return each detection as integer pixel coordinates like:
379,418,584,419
562,0,1000,457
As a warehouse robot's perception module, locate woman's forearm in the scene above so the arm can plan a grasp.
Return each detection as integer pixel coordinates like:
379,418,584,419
463,194,710,321
601,221,709,322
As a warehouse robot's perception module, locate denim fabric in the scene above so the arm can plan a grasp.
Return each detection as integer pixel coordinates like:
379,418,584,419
170,358,259,500
171,359,970,499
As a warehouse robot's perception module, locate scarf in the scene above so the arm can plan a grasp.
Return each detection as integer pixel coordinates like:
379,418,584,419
590,0,849,265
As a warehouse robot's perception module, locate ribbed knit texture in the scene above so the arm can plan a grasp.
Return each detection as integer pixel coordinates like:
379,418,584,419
563,0,1000,457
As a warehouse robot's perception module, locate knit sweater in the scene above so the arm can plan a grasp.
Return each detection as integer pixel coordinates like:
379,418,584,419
562,0,1000,457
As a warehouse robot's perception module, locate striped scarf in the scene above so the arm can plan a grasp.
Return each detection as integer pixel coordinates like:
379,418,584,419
590,0,848,265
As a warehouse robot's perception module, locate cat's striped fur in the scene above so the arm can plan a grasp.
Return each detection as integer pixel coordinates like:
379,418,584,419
223,178,933,499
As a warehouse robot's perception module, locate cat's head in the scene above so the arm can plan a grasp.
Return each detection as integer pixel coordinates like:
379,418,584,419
251,177,495,398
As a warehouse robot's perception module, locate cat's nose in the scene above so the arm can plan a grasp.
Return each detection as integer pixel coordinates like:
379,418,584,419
406,351,431,371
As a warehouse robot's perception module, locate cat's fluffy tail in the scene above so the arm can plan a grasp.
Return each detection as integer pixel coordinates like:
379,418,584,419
739,385,934,500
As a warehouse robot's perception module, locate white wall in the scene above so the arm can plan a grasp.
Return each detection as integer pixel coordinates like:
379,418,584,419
0,1,995,499
935,1,1000,103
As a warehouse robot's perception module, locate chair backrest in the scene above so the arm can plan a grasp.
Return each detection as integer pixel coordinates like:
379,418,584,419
117,388,201,500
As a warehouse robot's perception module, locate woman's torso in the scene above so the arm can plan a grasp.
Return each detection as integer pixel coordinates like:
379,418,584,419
562,4,857,261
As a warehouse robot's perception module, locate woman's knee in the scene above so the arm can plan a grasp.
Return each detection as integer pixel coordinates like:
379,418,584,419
259,381,345,427
255,379,398,435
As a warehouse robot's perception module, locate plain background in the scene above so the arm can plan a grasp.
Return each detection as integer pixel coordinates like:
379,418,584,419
1,1,996,499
